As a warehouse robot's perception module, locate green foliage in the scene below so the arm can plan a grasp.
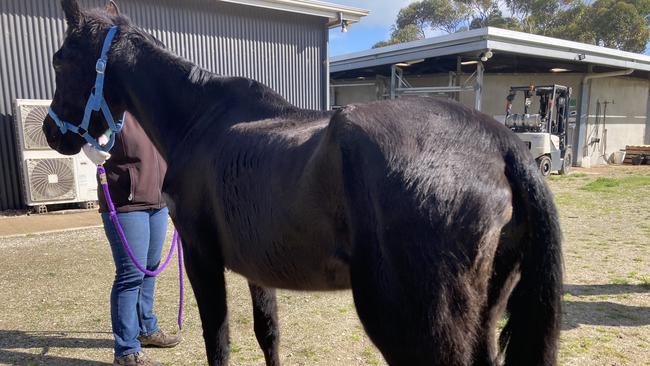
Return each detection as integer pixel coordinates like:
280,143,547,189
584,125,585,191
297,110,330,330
590,0,650,53
379,0,650,52
373,24,424,48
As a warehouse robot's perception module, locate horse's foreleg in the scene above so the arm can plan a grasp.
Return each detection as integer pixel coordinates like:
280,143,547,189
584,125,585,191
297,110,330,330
183,241,229,366
248,283,280,366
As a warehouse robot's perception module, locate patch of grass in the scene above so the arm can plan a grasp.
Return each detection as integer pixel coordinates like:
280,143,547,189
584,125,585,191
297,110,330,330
564,337,596,355
496,316,508,332
581,175,650,193
349,328,363,342
639,276,650,289
337,305,353,314
553,193,597,209
362,346,381,365
596,344,630,362
298,347,319,361
235,315,250,325
549,172,588,181
610,277,630,285
582,177,622,191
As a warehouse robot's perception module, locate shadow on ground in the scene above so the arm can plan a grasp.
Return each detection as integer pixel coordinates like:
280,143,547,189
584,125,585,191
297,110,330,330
565,284,650,296
562,284,650,330
0,330,112,365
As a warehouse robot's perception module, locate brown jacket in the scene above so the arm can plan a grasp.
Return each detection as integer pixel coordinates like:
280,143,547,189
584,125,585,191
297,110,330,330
98,113,167,213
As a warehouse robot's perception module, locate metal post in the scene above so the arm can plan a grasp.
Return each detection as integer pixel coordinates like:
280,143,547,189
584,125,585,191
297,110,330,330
645,78,650,144
390,64,397,99
323,30,330,110
456,56,462,101
576,74,592,166
474,61,484,111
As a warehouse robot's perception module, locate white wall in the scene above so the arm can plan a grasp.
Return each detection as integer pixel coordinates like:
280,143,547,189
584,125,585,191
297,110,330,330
583,77,649,164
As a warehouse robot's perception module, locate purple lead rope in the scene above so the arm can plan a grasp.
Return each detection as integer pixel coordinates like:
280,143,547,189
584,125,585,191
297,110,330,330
97,165,184,329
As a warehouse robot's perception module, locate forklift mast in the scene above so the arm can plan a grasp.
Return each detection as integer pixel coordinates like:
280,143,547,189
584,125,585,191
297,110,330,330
504,84,572,151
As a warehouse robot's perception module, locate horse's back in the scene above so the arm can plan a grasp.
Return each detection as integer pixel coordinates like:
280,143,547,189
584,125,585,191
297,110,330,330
329,97,516,230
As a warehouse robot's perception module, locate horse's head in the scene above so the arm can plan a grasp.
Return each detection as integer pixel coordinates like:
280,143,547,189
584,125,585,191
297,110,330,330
42,0,128,154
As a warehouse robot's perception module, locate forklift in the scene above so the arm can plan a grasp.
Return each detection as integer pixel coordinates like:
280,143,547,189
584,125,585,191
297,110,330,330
504,84,573,176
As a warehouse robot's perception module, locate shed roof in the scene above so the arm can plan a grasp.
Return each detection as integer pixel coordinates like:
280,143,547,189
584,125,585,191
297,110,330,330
220,0,368,25
330,27,650,74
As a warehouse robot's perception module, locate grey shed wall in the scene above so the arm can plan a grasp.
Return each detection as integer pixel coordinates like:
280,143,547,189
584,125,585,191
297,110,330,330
0,0,329,211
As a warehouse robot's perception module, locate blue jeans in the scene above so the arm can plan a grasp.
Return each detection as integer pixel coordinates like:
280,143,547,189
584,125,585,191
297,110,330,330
101,207,168,357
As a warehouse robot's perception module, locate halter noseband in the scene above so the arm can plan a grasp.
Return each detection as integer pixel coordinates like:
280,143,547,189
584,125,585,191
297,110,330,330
48,25,125,152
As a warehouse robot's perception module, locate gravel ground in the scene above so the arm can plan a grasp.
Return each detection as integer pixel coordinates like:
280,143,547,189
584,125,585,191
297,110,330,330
0,165,648,365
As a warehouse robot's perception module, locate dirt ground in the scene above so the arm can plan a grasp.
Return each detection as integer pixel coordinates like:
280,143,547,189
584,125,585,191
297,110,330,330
0,165,648,366
0,210,100,238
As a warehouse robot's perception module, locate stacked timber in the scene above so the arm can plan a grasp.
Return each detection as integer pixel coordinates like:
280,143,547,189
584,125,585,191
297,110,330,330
623,145,650,165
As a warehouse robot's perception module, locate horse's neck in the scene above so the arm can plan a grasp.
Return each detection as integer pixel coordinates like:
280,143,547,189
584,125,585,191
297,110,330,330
118,47,294,160
116,49,196,159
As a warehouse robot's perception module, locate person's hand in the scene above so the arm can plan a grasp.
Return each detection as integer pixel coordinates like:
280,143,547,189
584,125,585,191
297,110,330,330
82,143,111,165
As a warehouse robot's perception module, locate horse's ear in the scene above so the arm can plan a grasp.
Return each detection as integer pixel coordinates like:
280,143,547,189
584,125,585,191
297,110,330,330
61,0,82,27
105,1,120,16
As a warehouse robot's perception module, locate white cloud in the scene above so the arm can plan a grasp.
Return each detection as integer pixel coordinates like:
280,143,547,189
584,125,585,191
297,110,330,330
332,0,418,27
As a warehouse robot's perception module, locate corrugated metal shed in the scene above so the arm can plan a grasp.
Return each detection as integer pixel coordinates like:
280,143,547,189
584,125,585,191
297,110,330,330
0,0,339,211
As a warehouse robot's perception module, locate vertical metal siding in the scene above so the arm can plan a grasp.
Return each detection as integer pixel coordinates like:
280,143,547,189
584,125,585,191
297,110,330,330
0,0,328,210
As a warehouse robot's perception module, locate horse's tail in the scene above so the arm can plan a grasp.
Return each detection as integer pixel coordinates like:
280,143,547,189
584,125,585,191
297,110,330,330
500,148,563,366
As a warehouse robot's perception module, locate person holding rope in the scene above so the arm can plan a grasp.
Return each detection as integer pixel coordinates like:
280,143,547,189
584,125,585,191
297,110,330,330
83,112,181,366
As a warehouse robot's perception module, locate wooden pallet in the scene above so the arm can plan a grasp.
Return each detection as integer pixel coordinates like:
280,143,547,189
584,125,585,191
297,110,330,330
623,145,650,165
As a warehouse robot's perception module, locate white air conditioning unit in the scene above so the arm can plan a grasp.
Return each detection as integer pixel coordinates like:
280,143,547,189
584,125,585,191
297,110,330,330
14,99,98,212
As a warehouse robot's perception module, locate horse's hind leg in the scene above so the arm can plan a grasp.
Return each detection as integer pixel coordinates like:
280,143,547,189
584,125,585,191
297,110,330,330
350,236,481,366
473,236,522,366
349,221,507,366
248,283,280,366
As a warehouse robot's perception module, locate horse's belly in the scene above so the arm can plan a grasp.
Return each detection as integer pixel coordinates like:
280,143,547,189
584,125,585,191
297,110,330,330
222,240,351,291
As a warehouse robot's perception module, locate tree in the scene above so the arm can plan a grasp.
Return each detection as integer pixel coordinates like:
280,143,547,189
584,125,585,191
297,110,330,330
375,0,650,53
373,24,424,48
590,0,650,53
547,2,594,44
505,0,562,34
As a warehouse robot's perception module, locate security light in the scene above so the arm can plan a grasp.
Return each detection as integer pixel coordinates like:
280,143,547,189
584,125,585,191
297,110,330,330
480,50,493,62
341,20,349,33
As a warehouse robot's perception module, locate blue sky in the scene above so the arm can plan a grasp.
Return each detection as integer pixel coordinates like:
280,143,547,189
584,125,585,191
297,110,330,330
328,1,418,57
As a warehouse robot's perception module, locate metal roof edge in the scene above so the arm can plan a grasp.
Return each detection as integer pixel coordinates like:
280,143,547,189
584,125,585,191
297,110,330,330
486,27,650,62
218,0,369,24
485,27,650,70
330,27,489,64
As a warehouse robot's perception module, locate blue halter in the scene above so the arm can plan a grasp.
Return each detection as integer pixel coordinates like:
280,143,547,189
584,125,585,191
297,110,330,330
48,25,125,152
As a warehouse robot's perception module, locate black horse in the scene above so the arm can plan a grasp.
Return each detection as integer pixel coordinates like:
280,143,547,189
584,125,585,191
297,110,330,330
42,1,563,365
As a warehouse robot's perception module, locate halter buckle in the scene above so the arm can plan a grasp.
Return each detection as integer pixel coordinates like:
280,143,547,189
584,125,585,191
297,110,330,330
96,59,107,74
